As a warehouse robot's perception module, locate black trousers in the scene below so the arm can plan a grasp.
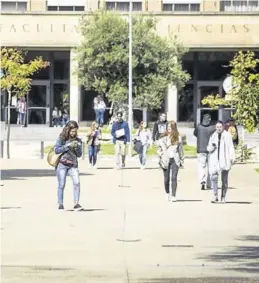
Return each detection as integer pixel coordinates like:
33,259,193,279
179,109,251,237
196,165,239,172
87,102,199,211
163,158,179,196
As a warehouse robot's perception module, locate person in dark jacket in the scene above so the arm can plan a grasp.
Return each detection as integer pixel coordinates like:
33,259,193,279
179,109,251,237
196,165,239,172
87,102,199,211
54,120,83,211
152,113,168,142
111,111,130,169
194,114,215,190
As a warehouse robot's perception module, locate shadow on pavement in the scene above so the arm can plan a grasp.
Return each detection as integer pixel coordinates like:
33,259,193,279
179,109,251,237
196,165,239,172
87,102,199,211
225,201,252,204
197,235,259,275
175,200,202,202
137,278,258,283
0,206,21,210
1,169,93,181
66,209,106,212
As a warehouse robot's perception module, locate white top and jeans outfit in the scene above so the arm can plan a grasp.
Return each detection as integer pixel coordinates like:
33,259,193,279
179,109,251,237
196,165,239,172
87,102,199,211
157,136,184,201
207,130,235,202
135,129,152,167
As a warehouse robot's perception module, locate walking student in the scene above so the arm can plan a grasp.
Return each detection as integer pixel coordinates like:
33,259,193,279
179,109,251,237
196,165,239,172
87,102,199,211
86,122,101,169
96,95,106,127
158,121,184,202
152,113,168,143
194,114,215,190
135,121,152,169
54,120,83,211
207,120,235,204
111,111,130,169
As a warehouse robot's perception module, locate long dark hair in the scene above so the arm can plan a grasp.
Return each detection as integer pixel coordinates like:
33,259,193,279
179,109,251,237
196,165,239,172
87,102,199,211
60,120,79,141
164,120,179,145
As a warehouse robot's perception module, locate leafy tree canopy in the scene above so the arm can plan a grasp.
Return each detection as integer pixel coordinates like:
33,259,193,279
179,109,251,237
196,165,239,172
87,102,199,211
76,11,190,109
202,51,259,132
1,48,49,96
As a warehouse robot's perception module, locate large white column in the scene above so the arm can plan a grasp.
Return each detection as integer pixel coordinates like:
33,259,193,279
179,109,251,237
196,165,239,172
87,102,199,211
166,84,178,121
70,49,80,122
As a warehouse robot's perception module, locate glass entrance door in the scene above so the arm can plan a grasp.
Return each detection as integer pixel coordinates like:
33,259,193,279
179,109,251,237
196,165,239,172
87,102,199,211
197,81,223,125
27,81,50,125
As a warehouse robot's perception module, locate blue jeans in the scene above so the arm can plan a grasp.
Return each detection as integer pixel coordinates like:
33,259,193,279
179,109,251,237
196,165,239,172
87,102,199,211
88,145,98,166
97,109,105,126
139,144,147,165
56,163,80,205
20,112,25,125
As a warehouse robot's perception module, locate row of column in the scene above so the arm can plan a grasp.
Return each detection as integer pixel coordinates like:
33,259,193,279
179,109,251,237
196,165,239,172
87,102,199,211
69,49,178,123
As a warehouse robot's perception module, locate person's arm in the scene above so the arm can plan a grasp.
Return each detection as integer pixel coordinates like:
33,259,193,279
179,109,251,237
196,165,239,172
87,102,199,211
54,137,70,154
193,126,198,137
207,135,216,153
125,123,130,143
75,139,82,158
111,122,116,138
152,122,158,141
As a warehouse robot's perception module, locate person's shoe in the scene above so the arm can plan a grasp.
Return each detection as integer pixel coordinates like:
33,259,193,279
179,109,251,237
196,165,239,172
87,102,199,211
88,164,92,169
165,193,170,201
58,204,64,210
201,182,206,190
74,204,83,211
171,196,177,202
116,165,121,170
93,165,97,170
122,163,125,169
221,197,226,204
140,165,145,170
211,197,219,203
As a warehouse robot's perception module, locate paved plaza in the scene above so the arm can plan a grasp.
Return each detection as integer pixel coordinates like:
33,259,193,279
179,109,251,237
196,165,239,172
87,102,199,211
1,158,259,283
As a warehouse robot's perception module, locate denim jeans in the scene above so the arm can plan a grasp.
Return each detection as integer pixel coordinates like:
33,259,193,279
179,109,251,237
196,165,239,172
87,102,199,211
20,112,25,126
97,109,105,126
139,144,147,165
88,145,98,166
210,170,229,199
56,163,80,205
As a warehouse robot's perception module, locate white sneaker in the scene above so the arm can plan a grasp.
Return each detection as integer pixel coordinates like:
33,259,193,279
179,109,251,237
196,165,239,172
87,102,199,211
93,165,97,170
171,196,177,202
165,193,169,201
88,164,92,169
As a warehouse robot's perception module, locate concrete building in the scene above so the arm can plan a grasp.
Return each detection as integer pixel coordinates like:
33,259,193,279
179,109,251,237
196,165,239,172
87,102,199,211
1,0,259,126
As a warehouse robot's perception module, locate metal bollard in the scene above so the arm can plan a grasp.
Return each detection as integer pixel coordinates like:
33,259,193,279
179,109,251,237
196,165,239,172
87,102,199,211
40,141,44,159
82,142,85,160
0,140,3,159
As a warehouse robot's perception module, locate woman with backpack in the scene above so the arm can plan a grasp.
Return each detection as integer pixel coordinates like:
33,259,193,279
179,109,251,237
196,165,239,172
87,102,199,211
54,120,83,211
134,121,152,169
157,121,184,202
86,122,101,169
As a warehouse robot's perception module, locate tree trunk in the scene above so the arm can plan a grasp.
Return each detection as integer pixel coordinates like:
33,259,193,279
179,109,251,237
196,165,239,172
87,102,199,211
7,90,11,159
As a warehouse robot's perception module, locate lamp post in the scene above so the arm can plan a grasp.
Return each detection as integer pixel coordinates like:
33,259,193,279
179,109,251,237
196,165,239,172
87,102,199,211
128,0,133,157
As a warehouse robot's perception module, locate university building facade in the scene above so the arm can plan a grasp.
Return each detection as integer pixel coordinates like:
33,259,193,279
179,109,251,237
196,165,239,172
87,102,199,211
1,0,259,126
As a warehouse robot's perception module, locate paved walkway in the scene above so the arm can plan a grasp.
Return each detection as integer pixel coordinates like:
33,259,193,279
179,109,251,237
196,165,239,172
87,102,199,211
1,159,259,283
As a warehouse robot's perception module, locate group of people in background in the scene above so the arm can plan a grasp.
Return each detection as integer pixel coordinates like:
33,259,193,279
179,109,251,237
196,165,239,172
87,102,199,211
52,107,238,210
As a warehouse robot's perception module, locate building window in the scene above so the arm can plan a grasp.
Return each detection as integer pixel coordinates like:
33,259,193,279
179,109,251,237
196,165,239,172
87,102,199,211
0,1,27,11
220,0,259,11
47,5,84,11
162,2,200,11
105,1,142,11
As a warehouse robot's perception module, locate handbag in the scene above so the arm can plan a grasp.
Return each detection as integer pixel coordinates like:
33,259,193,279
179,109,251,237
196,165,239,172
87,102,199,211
47,146,63,167
133,140,142,154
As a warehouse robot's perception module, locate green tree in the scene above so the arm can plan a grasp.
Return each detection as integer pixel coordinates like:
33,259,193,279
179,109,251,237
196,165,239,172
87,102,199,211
76,11,189,110
0,48,49,158
202,51,259,133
